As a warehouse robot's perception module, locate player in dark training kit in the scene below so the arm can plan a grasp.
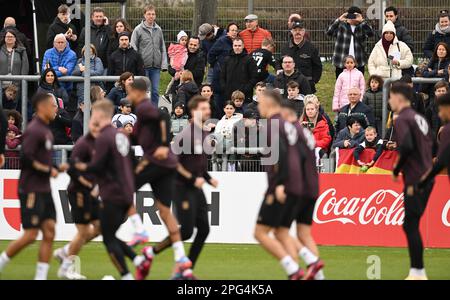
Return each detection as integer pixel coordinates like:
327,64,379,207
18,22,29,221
171,96,219,271
254,89,305,280
420,92,450,184
53,120,102,280
127,78,194,279
280,101,325,280
389,82,434,280
75,100,150,280
0,93,65,280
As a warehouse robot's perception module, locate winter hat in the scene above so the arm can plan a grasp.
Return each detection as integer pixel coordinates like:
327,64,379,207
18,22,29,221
177,31,188,43
173,102,185,110
7,124,19,135
382,20,396,35
118,31,131,39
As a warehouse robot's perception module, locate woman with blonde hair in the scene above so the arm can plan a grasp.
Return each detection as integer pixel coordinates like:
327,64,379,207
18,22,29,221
72,44,104,104
300,95,332,165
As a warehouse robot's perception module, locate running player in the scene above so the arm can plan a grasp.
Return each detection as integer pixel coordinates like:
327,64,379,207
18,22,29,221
53,116,102,280
254,89,304,280
420,92,450,184
74,100,150,280
389,82,434,280
127,78,193,279
280,100,325,280
147,95,218,275
0,93,64,280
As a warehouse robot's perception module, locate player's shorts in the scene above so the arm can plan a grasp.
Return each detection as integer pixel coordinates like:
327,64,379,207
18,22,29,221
173,183,208,222
295,197,316,225
68,191,100,224
19,192,56,229
403,180,434,219
257,193,298,228
135,163,176,208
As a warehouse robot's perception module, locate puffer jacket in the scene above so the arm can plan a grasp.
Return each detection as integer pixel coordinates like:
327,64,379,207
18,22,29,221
368,22,413,80
130,21,167,69
239,26,272,54
302,114,332,150
362,88,383,123
332,68,365,111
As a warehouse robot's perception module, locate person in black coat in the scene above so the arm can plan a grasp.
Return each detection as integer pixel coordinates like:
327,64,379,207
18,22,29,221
108,32,145,77
175,71,199,112
49,95,72,145
220,38,258,103
278,21,322,93
107,18,133,58
168,37,206,90
46,4,78,51
335,87,375,133
37,68,69,107
78,8,112,69
274,55,312,98
71,101,84,143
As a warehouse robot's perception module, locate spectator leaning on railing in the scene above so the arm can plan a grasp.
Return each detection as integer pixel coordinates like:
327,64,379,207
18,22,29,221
332,117,365,149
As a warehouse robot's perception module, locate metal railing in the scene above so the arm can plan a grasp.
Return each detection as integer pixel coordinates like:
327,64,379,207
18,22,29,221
382,77,443,137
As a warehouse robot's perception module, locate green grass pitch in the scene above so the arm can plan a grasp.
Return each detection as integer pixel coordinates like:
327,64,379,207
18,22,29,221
0,241,449,280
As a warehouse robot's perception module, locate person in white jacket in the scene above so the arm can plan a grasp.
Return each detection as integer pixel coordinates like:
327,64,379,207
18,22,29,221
368,21,413,80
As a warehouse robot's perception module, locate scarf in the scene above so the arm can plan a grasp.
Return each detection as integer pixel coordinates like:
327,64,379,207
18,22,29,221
382,35,394,57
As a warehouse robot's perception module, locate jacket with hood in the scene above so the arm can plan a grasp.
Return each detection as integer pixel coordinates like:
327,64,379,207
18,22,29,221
108,46,145,76
368,21,413,80
78,21,112,68
302,114,332,150
279,37,323,93
332,68,365,111
130,21,167,70
42,45,77,91
72,55,104,103
274,69,312,98
208,35,233,93
46,17,78,50
335,101,375,133
332,127,365,149
362,87,384,123
424,22,450,58
220,51,258,103
0,45,29,81
37,69,69,106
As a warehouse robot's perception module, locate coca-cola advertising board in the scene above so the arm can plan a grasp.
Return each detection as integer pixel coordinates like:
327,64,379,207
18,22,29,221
0,171,449,247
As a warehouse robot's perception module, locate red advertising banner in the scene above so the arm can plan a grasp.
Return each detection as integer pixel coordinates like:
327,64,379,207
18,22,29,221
313,174,450,248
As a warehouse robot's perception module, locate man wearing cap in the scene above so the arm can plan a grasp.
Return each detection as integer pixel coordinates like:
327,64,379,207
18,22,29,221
279,20,322,93
239,14,272,54
326,6,375,78
108,32,145,77
198,23,226,84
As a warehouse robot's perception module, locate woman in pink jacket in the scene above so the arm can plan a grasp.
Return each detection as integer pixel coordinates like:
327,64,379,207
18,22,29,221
332,55,365,112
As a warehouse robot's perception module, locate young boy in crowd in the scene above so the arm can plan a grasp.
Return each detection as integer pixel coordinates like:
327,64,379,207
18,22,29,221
5,124,21,169
362,75,384,132
6,110,22,133
354,126,384,172
122,120,134,135
171,102,189,138
251,38,277,84
246,82,266,119
2,84,19,110
286,81,305,118
112,99,137,126
231,90,245,115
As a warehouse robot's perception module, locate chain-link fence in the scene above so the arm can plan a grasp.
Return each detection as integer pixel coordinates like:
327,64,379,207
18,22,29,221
91,0,449,58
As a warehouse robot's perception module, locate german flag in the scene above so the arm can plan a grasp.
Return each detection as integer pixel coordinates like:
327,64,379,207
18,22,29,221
335,149,398,174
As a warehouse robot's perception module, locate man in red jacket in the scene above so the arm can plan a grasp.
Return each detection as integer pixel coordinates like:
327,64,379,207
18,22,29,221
239,14,272,54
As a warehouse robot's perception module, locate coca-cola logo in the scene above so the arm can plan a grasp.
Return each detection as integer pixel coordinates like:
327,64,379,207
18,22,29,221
313,188,405,226
442,200,450,227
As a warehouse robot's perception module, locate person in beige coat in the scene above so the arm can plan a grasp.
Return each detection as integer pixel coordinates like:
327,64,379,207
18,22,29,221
368,21,413,80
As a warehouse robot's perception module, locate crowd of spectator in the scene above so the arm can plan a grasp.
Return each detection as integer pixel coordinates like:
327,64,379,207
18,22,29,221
1,4,450,173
